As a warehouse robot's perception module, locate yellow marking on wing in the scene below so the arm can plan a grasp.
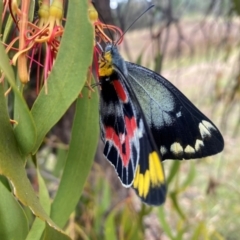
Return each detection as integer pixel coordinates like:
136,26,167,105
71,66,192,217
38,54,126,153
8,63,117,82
150,151,165,183
170,142,183,155
133,151,165,198
99,51,114,77
133,165,140,188
149,153,158,185
143,170,150,198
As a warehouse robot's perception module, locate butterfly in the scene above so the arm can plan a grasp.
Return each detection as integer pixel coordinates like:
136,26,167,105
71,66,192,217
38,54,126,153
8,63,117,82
97,44,224,206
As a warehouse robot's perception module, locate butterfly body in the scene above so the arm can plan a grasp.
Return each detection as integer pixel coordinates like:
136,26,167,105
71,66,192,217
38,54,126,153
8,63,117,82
98,44,224,205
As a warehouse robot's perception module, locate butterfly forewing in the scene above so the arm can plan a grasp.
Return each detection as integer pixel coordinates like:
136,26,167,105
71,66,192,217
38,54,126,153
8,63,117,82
100,74,137,186
99,70,166,205
126,62,224,160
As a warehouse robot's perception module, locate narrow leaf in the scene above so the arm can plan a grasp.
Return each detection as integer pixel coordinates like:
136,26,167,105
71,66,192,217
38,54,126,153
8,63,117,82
51,88,99,228
170,192,186,220
26,169,51,240
0,1,3,32
167,161,181,185
158,206,175,239
0,39,36,155
43,224,70,240
0,83,70,240
0,181,28,240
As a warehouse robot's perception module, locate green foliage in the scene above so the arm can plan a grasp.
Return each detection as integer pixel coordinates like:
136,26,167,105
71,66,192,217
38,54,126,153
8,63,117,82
232,0,240,15
0,32,36,155
51,92,99,228
0,179,29,240
0,0,98,239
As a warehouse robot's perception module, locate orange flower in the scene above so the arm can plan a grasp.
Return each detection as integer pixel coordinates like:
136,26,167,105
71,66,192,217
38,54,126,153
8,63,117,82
3,0,64,93
2,1,123,95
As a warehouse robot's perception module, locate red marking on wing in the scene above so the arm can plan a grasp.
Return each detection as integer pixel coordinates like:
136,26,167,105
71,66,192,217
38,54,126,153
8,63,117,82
125,116,137,137
105,117,137,167
113,80,128,103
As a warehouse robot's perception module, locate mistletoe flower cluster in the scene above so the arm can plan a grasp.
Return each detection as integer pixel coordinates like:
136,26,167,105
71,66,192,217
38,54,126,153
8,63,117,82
2,0,64,93
1,1,122,93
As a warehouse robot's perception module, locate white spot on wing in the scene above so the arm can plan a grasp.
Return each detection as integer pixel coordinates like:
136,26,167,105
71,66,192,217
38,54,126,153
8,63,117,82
119,134,125,144
102,102,122,117
137,119,144,138
160,146,167,155
184,145,195,154
202,120,216,131
170,142,183,155
176,111,182,118
199,122,211,138
195,139,204,151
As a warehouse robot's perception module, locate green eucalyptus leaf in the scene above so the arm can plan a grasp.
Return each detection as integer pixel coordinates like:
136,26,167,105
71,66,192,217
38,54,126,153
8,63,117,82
0,175,11,191
0,181,28,240
0,37,36,156
43,224,70,240
0,82,70,240
2,8,14,43
31,0,94,154
0,1,3,32
26,169,51,240
51,88,99,228
53,148,68,177
26,218,44,240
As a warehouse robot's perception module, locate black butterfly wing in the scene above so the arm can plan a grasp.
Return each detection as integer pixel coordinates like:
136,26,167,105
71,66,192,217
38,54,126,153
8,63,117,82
126,62,224,160
99,75,138,187
99,71,166,205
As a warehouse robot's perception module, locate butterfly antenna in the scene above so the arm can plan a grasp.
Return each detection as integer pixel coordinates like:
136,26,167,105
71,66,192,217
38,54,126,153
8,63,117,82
116,4,155,45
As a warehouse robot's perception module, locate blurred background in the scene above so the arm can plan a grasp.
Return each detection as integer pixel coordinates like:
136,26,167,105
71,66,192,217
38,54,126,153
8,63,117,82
38,0,240,239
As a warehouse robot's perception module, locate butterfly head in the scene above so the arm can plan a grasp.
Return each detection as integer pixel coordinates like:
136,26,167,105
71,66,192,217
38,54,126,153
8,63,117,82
98,44,128,78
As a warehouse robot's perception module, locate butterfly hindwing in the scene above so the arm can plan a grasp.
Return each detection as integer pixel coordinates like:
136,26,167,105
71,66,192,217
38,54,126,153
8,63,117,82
126,62,224,160
99,70,166,205
133,132,167,205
